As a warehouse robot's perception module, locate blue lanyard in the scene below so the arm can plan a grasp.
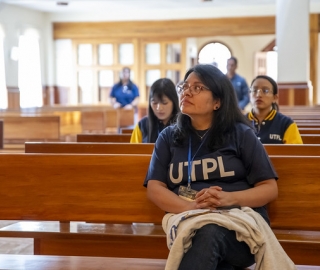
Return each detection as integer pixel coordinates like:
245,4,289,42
187,135,207,190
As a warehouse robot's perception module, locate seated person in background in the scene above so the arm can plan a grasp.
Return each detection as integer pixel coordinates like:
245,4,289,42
130,78,180,143
144,64,279,269
109,67,139,109
247,75,303,144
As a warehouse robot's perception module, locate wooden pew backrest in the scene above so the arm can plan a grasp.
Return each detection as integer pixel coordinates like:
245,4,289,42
268,156,320,230
0,116,60,143
264,144,320,156
77,134,131,142
0,255,166,270
298,128,320,134
25,142,154,154
301,134,320,144
0,153,163,224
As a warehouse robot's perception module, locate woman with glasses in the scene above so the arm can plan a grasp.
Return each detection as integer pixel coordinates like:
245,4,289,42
144,65,287,269
130,78,180,143
247,75,302,144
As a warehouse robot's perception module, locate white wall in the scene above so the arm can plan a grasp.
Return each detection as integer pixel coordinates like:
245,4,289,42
0,3,50,87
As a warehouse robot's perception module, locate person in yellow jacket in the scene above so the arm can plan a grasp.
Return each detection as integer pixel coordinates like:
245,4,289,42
130,78,180,143
247,75,303,144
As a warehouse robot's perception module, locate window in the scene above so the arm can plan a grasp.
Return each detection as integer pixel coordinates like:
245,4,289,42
0,25,7,109
18,28,43,108
198,42,231,74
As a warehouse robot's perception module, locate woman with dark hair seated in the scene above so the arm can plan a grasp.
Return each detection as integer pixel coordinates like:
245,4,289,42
130,78,180,143
247,75,302,144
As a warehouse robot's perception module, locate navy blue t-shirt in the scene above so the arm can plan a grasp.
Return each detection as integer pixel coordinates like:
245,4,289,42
144,122,278,223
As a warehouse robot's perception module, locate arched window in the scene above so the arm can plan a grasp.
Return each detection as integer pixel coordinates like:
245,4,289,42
18,28,43,108
0,24,7,109
198,42,231,74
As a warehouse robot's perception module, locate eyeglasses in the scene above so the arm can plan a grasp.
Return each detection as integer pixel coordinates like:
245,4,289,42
249,88,273,96
177,83,209,95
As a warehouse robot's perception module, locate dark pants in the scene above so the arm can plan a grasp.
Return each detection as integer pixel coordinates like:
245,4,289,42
178,224,255,270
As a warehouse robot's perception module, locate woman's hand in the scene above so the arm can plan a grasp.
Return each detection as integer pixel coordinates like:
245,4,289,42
195,179,278,210
195,186,223,209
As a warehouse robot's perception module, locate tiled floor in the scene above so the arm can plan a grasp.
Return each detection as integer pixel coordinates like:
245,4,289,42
0,221,33,254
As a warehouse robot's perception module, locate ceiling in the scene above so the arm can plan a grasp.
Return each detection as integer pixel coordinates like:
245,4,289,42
2,0,320,21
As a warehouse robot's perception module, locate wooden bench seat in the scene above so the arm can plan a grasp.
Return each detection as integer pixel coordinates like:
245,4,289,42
77,133,131,142
76,133,320,144
0,154,320,265
0,254,167,270
301,134,320,144
298,128,320,134
264,144,320,155
25,142,154,154
25,142,320,156
0,254,318,270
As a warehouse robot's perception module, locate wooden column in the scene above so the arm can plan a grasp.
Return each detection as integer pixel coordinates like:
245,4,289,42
310,14,319,105
0,120,3,149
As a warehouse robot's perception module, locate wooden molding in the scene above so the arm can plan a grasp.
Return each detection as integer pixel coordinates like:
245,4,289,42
53,16,275,39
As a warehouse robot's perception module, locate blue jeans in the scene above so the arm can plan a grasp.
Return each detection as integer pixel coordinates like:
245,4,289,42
178,224,255,270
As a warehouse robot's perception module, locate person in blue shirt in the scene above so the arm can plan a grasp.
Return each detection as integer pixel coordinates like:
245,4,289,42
109,67,139,109
144,64,278,270
226,56,249,111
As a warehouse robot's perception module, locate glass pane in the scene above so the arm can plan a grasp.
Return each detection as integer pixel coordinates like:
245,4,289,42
145,43,160,65
55,39,72,87
99,70,114,103
146,70,161,86
78,44,92,66
119,43,133,65
78,70,93,104
0,34,7,109
99,44,113,65
166,70,181,85
146,69,161,100
99,70,114,87
166,43,181,64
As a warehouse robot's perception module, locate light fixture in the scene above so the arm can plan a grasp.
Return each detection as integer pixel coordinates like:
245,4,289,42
57,2,68,6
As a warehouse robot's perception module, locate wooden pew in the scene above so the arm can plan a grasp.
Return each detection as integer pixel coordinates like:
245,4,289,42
0,254,166,270
301,134,320,144
0,154,320,265
298,128,320,134
77,133,131,142
0,115,60,143
81,109,134,133
264,144,320,156
0,153,166,259
76,133,320,144
25,142,320,156
120,128,134,134
0,255,317,270
25,142,154,154
297,122,320,129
